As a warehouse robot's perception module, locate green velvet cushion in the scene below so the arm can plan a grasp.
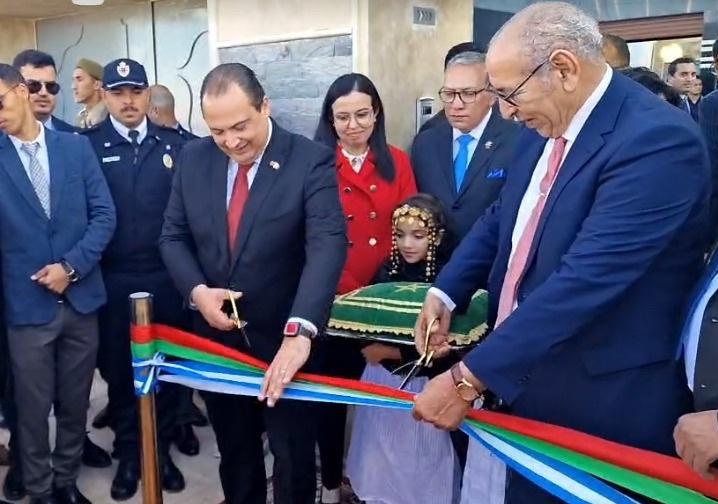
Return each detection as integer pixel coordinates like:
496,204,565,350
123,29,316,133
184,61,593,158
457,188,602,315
328,282,489,346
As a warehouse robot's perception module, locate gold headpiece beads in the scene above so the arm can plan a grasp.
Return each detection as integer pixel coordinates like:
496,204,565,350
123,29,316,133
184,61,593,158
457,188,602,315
390,204,439,281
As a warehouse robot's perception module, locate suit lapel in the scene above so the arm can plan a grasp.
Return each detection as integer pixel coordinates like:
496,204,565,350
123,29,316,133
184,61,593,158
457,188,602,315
456,112,504,202
46,129,66,219
229,121,287,271
524,72,624,268
208,146,231,272
435,123,456,197
0,135,48,219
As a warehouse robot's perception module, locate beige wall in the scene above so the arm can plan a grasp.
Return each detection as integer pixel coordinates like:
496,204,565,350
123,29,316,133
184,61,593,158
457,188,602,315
215,0,352,46
0,17,35,64
366,0,473,150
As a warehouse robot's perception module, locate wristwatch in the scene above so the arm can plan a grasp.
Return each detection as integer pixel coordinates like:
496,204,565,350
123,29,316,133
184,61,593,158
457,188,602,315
283,321,316,339
450,363,483,405
60,260,79,283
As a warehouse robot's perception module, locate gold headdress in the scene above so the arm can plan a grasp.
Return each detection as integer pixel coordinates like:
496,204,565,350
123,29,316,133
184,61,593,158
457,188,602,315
390,204,440,281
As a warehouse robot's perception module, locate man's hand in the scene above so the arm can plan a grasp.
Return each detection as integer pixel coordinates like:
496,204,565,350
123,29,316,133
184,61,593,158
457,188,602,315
362,343,401,364
674,410,718,479
414,292,452,358
191,285,241,331
412,370,470,430
259,335,312,407
31,264,70,294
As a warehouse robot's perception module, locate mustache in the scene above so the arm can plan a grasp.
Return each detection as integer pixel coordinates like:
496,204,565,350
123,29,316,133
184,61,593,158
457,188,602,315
120,107,140,113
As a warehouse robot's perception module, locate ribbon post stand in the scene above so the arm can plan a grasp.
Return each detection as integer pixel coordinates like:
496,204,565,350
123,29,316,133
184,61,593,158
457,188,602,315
131,292,163,504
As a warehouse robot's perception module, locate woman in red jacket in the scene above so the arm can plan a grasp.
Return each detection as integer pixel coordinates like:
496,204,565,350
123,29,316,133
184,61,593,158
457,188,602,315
315,73,417,294
313,73,416,503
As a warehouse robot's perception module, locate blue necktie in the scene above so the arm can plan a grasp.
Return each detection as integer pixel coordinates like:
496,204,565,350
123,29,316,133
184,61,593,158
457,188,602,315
454,134,473,191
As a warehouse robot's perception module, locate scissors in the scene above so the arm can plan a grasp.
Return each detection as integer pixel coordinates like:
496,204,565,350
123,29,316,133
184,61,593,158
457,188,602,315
227,289,251,348
396,317,438,390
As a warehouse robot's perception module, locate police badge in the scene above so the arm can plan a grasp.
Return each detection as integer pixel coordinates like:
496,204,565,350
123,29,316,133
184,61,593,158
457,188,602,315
117,61,130,78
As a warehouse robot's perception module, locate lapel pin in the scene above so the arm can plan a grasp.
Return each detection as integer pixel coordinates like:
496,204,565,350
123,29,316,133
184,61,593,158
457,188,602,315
269,160,280,170
103,142,111,148
484,141,493,150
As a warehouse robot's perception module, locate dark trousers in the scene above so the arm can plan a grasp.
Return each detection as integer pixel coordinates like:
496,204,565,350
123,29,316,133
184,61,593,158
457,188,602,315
98,269,188,461
7,304,98,497
316,338,365,489
203,392,317,504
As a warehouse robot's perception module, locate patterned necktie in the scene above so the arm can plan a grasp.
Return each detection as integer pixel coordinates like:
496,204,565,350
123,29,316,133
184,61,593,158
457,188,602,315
495,137,568,326
227,163,253,253
21,142,51,218
454,134,473,191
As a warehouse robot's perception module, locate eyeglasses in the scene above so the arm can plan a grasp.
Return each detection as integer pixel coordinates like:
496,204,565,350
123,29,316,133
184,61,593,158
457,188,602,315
488,58,549,107
333,108,375,128
438,87,487,104
0,84,19,111
26,80,60,96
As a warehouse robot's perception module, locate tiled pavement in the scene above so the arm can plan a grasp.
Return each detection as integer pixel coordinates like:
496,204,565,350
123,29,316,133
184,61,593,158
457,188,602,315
0,374,360,504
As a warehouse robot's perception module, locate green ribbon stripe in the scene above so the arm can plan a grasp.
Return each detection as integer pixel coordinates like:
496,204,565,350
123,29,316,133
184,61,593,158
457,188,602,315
466,420,716,504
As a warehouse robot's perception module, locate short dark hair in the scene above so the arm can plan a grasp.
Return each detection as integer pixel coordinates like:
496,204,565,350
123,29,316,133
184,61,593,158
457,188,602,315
622,66,682,107
667,57,696,76
712,39,718,60
12,49,56,71
200,63,265,111
444,42,485,69
314,73,396,182
601,34,630,67
0,64,25,88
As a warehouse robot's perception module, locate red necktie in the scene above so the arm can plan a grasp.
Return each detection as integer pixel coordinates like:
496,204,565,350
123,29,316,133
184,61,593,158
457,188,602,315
227,163,253,253
495,137,567,327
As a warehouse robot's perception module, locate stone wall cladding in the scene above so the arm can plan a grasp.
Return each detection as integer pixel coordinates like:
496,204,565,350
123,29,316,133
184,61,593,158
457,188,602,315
220,35,352,138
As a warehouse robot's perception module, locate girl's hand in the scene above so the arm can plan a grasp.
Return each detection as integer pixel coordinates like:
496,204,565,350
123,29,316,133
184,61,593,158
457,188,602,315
362,343,401,364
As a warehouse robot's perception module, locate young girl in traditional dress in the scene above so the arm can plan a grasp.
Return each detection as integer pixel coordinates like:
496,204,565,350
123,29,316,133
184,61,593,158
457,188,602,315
345,193,461,504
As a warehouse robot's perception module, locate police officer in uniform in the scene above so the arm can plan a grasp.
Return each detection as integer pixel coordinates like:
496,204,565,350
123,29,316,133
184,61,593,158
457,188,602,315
82,59,187,501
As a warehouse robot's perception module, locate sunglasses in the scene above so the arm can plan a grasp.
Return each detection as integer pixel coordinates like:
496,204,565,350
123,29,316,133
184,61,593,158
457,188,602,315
26,80,61,96
0,84,19,111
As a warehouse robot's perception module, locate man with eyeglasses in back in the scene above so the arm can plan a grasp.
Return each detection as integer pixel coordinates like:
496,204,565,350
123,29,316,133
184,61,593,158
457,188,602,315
412,50,519,244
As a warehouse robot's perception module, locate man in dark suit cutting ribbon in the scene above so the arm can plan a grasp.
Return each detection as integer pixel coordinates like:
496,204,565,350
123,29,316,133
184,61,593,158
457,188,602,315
160,63,346,504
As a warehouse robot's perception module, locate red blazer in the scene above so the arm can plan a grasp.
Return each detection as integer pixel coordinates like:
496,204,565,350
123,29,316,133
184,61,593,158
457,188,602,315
336,145,417,294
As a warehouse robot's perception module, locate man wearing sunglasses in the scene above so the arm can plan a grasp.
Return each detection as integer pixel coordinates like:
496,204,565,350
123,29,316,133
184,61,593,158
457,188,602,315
0,63,115,504
12,50,75,134
413,3,708,504
412,50,519,243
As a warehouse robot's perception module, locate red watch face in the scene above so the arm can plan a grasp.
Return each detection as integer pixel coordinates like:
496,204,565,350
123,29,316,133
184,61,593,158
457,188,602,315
283,321,300,336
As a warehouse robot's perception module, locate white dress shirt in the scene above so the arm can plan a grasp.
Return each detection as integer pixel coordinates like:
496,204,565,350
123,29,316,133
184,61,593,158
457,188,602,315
452,108,492,164
9,121,51,186
110,115,148,144
431,65,614,311
225,118,272,208
683,267,718,391
340,146,369,174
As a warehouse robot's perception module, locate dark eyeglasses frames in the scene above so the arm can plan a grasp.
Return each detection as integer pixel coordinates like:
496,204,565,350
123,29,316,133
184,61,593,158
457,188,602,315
488,58,549,107
438,87,487,104
0,84,19,111
26,80,61,96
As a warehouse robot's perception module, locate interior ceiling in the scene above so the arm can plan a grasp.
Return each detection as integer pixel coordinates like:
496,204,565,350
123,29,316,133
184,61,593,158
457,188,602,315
0,0,149,20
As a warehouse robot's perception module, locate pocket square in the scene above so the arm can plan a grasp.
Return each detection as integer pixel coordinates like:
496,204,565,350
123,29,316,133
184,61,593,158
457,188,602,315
486,168,506,179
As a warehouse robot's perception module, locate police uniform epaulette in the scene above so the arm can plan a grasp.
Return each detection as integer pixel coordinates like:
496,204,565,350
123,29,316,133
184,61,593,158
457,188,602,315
154,124,185,140
79,124,102,135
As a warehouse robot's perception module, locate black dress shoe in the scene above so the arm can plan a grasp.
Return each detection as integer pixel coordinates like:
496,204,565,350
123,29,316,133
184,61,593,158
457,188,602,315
81,436,111,468
161,456,185,493
110,460,139,501
29,496,58,504
53,484,91,504
91,406,110,430
173,424,199,456
3,462,25,500
188,402,208,427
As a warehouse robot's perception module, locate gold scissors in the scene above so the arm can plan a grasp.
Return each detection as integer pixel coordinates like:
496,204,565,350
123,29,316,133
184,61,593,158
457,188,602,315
227,289,251,347
397,317,438,390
